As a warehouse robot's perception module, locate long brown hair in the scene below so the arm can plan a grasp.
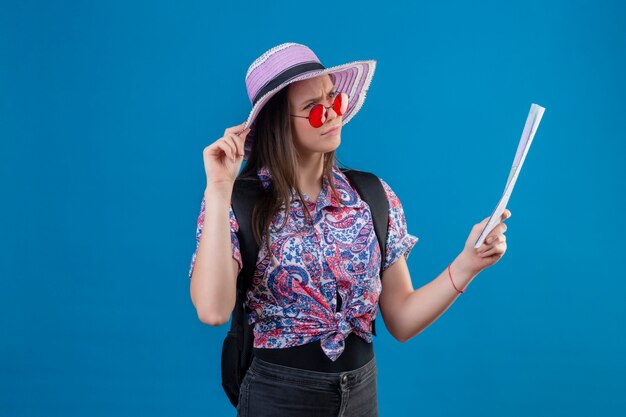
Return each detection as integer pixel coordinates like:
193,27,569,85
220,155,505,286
239,83,352,261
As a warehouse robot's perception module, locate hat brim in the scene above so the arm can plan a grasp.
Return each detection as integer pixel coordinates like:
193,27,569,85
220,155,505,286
243,59,377,160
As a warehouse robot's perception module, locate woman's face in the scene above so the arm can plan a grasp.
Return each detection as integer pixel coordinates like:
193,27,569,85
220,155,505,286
288,74,342,159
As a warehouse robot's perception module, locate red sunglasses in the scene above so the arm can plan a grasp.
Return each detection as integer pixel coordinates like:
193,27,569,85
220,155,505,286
290,92,349,128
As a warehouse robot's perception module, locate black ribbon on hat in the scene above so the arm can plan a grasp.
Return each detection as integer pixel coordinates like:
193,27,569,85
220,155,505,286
253,62,325,106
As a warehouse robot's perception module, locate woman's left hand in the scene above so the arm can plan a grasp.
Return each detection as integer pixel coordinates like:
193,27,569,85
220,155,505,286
457,209,511,276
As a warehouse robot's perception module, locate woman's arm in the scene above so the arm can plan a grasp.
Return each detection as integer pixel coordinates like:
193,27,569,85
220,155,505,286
190,185,239,326
379,254,478,342
379,210,510,342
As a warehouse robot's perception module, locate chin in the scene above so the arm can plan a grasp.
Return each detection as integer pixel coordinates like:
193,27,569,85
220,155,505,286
298,135,341,154
324,133,340,143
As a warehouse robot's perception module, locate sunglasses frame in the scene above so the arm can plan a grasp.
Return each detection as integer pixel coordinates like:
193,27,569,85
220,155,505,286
290,92,348,128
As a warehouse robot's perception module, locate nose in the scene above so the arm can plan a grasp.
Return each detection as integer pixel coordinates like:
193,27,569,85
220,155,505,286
325,102,338,122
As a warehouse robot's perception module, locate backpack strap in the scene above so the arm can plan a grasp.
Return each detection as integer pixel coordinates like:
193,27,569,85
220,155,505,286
220,177,264,408
232,177,265,312
340,168,389,337
231,176,265,353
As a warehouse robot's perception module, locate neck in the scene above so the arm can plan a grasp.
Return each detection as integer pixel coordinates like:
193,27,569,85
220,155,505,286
297,152,326,191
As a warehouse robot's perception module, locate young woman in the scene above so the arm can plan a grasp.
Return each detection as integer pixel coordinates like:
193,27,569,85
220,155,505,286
188,43,510,417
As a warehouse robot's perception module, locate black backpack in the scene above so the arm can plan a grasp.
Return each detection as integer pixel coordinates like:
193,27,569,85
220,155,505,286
221,168,390,408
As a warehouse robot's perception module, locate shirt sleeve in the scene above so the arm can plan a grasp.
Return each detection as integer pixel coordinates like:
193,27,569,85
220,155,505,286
188,195,243,279
378,178,419,272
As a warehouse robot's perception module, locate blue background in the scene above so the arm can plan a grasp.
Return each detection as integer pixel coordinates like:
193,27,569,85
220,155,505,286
2,0,625,416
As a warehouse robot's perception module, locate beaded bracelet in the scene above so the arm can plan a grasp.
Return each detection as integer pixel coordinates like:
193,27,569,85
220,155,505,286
448,263,464,294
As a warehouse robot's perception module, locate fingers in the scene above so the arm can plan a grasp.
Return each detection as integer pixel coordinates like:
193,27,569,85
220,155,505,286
484,217,507,244
226,130,250,158
477,233,506,254
480,209,511,227
225,121,251,140
224,134,241,158
222,133,239,159
472,218,489,235
208,141,236,161
478,241,506,257
478,216,508,243
470,210,511,260
236,126,251,137
224,121,247,136
477,210,510,228
224,122,250,156
479,232,506,248
218,121,251,160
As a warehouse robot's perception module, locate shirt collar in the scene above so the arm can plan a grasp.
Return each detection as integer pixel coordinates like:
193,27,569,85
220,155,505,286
256,164,363,209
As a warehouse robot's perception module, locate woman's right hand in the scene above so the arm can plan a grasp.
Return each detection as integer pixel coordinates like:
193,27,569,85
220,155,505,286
203,121,251,188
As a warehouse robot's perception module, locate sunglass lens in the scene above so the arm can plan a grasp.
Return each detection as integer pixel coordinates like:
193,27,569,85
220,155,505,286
333,92,348,116
309,104,326,128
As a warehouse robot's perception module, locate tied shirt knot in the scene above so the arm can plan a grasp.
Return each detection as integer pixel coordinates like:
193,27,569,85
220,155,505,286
319,310,369,362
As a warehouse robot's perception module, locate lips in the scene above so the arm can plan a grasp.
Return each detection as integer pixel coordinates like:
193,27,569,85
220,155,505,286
322,126,341,136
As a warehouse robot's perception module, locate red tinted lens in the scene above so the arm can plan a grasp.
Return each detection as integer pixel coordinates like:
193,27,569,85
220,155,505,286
333,92,348,116
308,104,326,127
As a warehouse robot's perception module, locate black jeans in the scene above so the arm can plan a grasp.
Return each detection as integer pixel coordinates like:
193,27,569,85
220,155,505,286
236,355,378,417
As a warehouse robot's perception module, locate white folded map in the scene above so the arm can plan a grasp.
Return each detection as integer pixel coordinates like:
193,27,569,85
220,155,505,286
474,103,546,249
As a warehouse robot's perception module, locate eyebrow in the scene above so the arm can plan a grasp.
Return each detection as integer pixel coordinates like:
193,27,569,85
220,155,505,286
300,87,336,107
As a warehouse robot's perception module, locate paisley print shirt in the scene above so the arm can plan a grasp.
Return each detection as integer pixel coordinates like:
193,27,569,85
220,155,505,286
189,164,419,361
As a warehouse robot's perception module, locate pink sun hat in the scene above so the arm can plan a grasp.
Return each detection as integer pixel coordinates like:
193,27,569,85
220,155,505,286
242,42,377,161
